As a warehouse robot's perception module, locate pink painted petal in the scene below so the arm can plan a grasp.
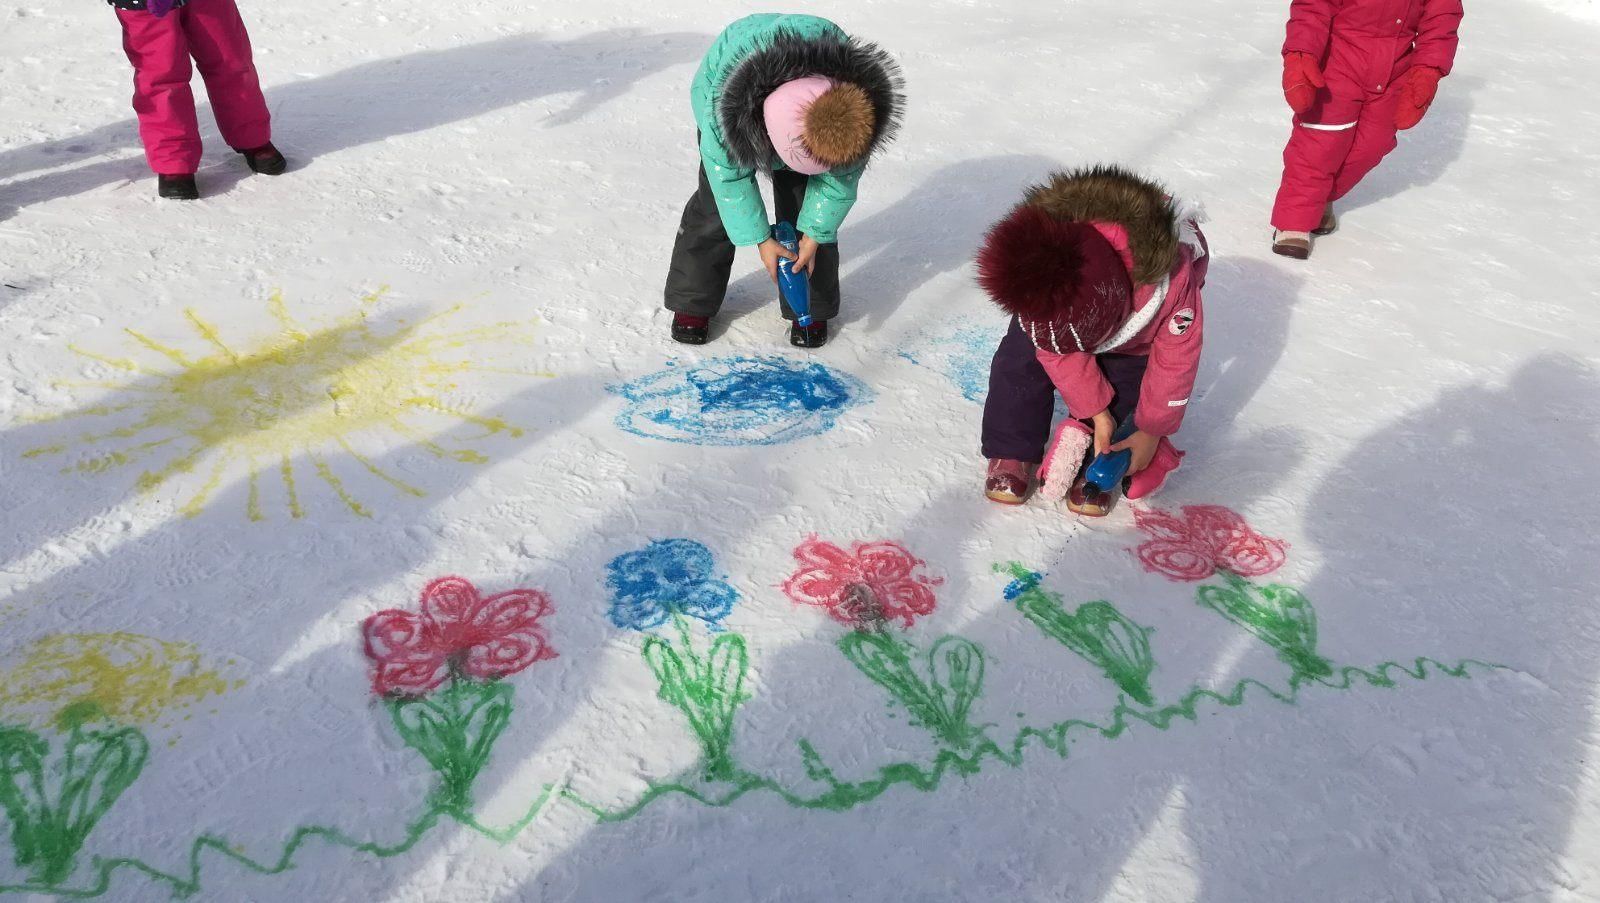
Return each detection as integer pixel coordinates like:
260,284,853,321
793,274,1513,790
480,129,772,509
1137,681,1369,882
782,567,852,609
1136,540,1216,582
373,656,449,697
362,609,441,664
1219,534,1289,577
462,630,556,681
419,576,482,629
470,589,554,635
853,541,920,584
1132,506,1193,543
793,537,859,574
874,578,939,628
1182,506,1252,555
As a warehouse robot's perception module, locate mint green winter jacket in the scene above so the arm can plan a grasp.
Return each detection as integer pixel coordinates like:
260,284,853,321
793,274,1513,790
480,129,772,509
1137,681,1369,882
690,14,902,247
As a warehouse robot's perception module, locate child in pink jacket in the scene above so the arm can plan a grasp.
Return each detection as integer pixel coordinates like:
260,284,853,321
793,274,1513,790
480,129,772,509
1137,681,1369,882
978,166,1207,514
110,0,285,199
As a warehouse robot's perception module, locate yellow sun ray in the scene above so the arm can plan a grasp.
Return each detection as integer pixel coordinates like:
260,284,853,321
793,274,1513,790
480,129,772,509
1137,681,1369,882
267,290,309,341
183,309,241,363
123,329,195,369
336,436,425,497
178,454,235,518
311,453,369,518
280,455,304,519
65,344,162,376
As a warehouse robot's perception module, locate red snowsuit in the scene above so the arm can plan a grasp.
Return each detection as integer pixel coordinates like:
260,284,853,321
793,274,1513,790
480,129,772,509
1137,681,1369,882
115,0,272,175
1270,0,1463,232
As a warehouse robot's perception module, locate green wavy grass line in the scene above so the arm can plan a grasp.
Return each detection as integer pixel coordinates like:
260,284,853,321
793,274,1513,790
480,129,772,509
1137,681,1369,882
0,657,1501,900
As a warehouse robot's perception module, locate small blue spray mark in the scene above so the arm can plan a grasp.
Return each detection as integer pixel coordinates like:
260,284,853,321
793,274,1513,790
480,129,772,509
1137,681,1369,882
899,324,1005,404
902,325,1070,417
605,539,739,631
611,356,870,446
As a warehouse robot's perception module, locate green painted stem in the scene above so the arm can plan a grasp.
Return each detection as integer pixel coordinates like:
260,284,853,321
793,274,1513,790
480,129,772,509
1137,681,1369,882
641,615,750,781
387,675,512,814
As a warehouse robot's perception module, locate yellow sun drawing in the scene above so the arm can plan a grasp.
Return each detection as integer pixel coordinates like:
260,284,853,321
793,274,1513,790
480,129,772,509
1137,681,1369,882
24,289,546,520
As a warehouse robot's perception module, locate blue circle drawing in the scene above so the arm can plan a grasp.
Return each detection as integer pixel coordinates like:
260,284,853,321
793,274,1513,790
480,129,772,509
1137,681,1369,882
610,356,870,446
605,539,739,631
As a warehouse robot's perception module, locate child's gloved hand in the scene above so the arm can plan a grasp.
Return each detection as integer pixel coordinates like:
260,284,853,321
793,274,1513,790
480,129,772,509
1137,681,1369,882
1091,410,1116,456
1111,429,1160,475
1394,67,1442,130
1282,52,1325,114
793,234,821,276
758,238,798,283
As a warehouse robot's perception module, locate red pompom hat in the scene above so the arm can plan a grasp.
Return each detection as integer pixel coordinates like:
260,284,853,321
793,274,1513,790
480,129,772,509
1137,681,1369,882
976,205,1135,353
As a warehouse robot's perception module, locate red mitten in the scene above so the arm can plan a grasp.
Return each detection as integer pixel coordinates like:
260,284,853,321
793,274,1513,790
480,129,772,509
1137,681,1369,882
1282,52,1326,114
1394,67,1442,129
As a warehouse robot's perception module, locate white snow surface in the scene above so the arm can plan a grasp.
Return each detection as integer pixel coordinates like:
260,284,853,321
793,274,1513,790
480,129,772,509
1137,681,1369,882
2,1,1600,901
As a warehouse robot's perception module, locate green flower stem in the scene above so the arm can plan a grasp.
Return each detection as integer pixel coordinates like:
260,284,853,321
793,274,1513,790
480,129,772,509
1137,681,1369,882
388,673,512,814
642,614,750,781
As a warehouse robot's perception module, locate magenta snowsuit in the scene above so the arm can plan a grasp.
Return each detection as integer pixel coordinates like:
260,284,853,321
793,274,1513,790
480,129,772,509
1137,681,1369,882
1270,0,1463,232
113,0,272,175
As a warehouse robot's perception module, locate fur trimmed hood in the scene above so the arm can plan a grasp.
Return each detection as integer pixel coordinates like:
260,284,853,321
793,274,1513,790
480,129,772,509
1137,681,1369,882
718,29,905,171
1022,165,1179,285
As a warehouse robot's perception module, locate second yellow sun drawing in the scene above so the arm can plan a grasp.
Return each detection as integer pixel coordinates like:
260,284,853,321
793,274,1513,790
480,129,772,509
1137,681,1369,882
24,290,546,520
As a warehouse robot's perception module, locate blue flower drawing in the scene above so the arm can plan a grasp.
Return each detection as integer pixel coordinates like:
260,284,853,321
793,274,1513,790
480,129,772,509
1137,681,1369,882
610,356,869,446
606,539,739,631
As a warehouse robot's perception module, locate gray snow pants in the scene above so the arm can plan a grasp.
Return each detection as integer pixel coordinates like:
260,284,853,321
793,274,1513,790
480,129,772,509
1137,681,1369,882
663,162,841,321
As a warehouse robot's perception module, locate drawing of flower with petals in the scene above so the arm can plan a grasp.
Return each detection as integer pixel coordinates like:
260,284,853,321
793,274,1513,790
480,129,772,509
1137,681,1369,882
781,537,942,629
360,576,557,812
1132,505,1288,582
605,539,747,780
363,576,557,697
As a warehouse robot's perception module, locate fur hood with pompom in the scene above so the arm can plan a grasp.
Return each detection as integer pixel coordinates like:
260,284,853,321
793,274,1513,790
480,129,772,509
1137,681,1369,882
718,28,905,171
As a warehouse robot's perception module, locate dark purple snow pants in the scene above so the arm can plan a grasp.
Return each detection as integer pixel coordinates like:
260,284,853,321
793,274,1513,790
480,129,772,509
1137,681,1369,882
980,317,1148,463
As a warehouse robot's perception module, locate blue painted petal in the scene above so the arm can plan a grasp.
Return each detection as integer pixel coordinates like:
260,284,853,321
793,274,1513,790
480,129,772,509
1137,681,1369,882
678,581,739,626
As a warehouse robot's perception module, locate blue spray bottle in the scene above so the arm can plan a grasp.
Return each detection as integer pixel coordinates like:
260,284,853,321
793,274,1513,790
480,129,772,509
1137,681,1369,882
772,221,813,328
1083,418,1139,494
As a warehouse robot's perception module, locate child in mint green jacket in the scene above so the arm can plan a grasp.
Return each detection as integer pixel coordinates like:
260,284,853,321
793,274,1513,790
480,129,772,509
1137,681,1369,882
665,14,905,348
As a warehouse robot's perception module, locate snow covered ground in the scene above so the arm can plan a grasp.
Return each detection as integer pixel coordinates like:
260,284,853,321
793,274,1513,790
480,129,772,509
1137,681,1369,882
2,0,1599,900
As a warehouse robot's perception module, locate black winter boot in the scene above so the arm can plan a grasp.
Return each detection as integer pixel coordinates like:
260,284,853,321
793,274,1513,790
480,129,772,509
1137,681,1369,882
236,143,287,175
671,313,710,345
158,174,199,200
789,320,828,348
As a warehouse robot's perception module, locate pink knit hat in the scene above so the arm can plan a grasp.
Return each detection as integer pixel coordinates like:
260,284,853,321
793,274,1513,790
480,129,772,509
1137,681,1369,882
764,76,836,175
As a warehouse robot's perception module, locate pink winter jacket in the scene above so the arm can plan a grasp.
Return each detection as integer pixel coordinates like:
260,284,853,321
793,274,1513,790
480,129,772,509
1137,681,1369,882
1035,223,1208,438
1285,0,1463,94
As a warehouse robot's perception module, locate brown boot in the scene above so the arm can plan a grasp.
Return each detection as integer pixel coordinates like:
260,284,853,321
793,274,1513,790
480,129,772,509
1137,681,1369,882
1313,205,1338,236
1272,230,1312,259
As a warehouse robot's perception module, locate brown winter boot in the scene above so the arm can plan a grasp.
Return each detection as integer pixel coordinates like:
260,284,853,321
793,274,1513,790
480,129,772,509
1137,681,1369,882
1313,205,1338,236
1272,230,1312,259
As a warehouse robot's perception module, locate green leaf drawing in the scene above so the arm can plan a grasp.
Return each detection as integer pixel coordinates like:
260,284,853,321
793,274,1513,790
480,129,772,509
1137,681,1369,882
838,630,985,750
390,679,513,813
642,616,751,781
1003,564,1157,706
1198,572,1333,679
0,715,148,887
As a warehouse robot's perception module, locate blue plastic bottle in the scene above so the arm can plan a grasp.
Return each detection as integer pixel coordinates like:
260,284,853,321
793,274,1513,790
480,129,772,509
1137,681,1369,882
772,221,813,327
1082,419,1139,494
